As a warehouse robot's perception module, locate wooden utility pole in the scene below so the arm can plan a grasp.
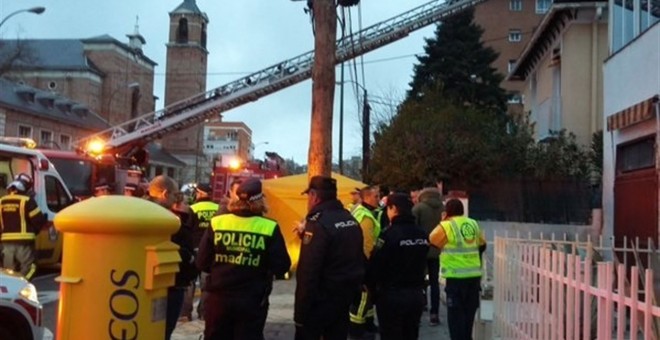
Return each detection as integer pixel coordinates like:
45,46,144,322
307,0,337,179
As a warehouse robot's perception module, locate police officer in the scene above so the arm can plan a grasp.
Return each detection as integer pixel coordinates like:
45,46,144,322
349,185,381,338
182,183,219,321
367,193,429,340
196,178,291,340
295,176,365,340
429,198,487,340
0,176,47,280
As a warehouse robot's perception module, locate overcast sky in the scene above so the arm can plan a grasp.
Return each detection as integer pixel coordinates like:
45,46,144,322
0,0,436,163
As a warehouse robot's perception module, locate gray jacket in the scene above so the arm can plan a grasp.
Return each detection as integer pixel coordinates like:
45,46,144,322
412,188,444,259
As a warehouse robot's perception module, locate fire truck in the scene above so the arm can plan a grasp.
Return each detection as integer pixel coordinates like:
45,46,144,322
210,157,283,202
69,0,484,192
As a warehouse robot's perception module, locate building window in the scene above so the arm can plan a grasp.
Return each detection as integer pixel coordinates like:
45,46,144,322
509,29,523,42
177,18,189,43
617,136,655,173
18,125,32,138
536,0,552,13
60,134,71,150
508,59,517,73
510,0,523,11
40,130,53,146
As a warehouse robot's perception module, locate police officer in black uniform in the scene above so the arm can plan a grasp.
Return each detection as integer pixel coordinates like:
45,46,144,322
196,178,291,340
182,183,219,321
295,176,365,340
367,193,429,340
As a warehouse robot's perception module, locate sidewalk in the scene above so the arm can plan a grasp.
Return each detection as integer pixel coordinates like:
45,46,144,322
172,278,450,339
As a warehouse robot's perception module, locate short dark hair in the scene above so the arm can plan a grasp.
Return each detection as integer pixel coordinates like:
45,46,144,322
386,193,413,216
445,198,464,217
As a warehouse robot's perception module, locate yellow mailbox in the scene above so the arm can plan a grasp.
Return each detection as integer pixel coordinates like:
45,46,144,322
54,196,181,340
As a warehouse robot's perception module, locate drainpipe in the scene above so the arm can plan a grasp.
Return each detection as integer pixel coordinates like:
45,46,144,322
655,96,660,245
590,9,600,135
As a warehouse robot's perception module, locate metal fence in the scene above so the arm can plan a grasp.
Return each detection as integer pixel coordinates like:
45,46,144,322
493,234,660,339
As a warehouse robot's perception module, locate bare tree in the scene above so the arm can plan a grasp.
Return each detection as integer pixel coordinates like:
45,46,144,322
0,39,37,78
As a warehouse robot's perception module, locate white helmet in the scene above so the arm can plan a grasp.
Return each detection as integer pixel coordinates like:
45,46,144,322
7,180,27,193
14,173,33,191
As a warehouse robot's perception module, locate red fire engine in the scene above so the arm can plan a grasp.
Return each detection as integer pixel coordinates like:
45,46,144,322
210,157,282,202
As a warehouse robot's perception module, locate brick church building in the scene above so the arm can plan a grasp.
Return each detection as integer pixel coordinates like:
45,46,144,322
0,1,215,181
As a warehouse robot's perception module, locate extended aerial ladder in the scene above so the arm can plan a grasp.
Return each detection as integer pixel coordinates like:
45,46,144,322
75,0,485,156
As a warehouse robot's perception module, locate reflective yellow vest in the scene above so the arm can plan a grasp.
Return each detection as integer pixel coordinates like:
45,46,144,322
191,200,220,229
439,216,482,279
210,214,277,267
0,194,41,241
352,204,380,238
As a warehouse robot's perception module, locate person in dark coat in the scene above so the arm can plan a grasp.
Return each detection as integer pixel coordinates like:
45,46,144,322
412,187,444,325
368,193,429,340
148,175,196,340
196,178,291,340
182,183,219,321
295,176,365,340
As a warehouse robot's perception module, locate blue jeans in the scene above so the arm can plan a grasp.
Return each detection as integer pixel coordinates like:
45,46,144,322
166,287,186,340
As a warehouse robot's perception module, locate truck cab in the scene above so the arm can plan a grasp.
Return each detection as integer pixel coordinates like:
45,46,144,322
0,141,74,266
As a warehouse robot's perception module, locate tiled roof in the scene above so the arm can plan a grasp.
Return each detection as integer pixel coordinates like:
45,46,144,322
0,36,157,73
146,143,186,167
81,35,157,66
508,1,607,80
171,0,204,15
0,78,109,130
0,39,103,74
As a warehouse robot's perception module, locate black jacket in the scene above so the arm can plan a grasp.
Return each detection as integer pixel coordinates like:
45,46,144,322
366,214,429,293
294,199,365,325
187,198,219,248
196,211,291,296
171,209,197,288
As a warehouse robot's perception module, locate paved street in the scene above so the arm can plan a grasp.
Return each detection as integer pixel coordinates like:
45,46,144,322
33,272,450,339
171,277,450,339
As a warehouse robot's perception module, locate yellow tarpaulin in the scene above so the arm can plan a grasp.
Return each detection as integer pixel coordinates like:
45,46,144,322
263,172,366,269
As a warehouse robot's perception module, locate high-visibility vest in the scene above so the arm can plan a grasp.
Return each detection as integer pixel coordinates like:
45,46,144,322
210,214,277,267
352,204,380,239
439,216,482,279
190,200,220,229
0,194,41,241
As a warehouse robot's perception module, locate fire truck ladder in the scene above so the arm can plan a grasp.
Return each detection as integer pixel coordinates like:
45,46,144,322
75,0,484,153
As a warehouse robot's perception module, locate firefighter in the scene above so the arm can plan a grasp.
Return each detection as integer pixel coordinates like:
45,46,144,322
367,193,429,340
349,185,381,338
429,198,487,340
295,176,365,340
196,178,291,339
0,176,47,280
181,183,219,321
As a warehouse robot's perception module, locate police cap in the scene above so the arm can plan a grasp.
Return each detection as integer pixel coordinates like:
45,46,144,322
302,176,337,195
237,178,263,202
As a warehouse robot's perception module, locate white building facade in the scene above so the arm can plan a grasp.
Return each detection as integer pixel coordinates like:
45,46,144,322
602,0,659,243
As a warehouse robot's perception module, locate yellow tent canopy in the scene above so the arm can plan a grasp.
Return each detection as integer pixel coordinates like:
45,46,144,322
263,172,366,269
